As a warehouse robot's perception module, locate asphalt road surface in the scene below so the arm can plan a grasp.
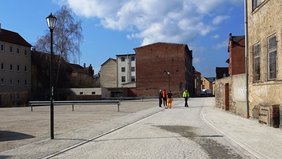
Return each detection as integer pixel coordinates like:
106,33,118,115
52,98,255,159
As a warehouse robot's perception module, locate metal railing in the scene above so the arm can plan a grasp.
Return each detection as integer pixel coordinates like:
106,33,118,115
29,100,120,112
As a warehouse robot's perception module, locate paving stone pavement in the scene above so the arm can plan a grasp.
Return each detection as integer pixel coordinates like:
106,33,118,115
0,98,282,159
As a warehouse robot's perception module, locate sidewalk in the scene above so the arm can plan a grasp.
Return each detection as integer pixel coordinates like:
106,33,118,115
201,104,282,159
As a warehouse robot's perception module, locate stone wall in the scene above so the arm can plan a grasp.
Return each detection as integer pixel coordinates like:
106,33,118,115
215,77,231,109
232,74,247,117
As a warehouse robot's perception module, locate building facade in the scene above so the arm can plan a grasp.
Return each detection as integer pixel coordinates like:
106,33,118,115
134,42,194,97
247,0,282,125
100,58,117,88
215,33,247,117
194,70,202,96
0,28,31,106
228,33,245,75
116,54,136,88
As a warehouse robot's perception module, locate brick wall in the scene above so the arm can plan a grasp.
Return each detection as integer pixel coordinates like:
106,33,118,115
134,42,193,97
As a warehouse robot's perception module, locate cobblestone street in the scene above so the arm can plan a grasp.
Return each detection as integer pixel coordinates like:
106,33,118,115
1,98,282,159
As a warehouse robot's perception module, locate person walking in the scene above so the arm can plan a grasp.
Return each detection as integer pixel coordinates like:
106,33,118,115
182,89,189,107
167,90,173,109
162,89,167,108
158,90,162,107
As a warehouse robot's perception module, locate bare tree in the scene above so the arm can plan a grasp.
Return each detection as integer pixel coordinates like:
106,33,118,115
35,5,83,63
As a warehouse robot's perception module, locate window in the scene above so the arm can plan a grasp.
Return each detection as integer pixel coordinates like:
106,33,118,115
17,48,20,54
131,56,135,61
121,67,125,72
17,65,20,71
10,79,13,85
10,64,13,70
268,35,277,80
17,80,20,85
24,66,27,71
1,78,4,85
1,63,3,69
252,0,264,10
24,50,27,55
121,57,125,62
121,76,126,82
10,46,13,52
80,92,83,95
25,80,27,85
131,76,136,82
1,45,3,51
92,92,96,95
131,67,135,72
253,43,261,81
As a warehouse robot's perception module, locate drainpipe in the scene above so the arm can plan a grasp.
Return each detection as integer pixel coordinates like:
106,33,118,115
244,0,250,118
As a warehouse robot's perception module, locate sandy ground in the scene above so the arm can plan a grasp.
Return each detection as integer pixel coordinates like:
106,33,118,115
0,99,158,152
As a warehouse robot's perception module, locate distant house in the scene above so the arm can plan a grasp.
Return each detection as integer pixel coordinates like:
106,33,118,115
201,77,215,96
100,58,117,88
31,50,95,100
116,54,136,88
0,27,32,106
69,63,95,88
194,70,202,96
134,42,194,97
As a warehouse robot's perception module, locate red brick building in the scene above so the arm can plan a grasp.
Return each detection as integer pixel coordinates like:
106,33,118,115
134,42,194,97
228,33,245,75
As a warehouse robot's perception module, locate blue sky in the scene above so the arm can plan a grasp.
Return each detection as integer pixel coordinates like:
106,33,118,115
0,0,244,77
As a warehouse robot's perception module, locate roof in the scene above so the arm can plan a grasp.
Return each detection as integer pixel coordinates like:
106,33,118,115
134,42,189,50
116,53,135,57
231,35,245,43
69,63,84,70
101,58,116,66
0,28,31,47
205,77,216,83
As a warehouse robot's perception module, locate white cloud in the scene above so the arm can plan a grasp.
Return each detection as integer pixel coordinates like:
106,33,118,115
60,0,242,45
212,15,230,25
193,57,200,64
215,40,228,49
213,34,220,39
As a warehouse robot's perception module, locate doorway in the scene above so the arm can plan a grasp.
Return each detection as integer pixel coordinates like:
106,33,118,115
224,83,229,111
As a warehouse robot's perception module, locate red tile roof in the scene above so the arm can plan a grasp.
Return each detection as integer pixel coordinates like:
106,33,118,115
0,28,31,47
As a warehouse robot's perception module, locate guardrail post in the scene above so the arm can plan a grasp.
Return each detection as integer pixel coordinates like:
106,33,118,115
31,105,33,112
118,102,120,112
72,104,74,111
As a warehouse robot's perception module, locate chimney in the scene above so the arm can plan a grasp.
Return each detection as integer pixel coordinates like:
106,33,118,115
83,63,86,68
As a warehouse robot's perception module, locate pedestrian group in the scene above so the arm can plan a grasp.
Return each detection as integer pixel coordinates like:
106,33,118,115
159,89,189,108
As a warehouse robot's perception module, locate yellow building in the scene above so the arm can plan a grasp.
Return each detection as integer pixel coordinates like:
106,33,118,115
0,28,31,106
247,0,282,126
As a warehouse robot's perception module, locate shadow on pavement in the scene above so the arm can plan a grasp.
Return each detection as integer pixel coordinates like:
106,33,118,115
157,125,243,159
0,155,12,159
0,131,34,142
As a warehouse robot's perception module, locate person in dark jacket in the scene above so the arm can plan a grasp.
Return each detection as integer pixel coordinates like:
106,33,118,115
158,90,162,107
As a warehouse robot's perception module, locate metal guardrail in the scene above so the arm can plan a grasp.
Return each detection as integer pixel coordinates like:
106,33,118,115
29,100,120,112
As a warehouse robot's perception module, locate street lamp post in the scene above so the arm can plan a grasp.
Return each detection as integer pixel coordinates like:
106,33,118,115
46,13,57,139
167,71,171,91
